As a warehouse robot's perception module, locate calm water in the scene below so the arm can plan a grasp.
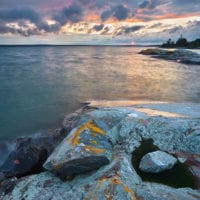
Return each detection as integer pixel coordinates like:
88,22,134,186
0,46,200,141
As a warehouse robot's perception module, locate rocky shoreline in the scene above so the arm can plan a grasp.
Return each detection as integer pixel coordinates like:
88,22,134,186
139,48,200,65
0,101,200,200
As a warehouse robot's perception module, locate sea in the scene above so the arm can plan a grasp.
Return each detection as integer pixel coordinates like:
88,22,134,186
0,46,200,142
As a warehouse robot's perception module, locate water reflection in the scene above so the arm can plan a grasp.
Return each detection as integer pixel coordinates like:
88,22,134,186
0,46,199,140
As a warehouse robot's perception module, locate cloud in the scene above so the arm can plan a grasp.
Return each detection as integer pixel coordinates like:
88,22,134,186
139,0,157,9
101,4,130,21
37,22,61,32
0,7,40,23
53,4,83,25
114,25,144,36
162,26,183,34
0,0,200,42
0,23,39,37
123,25,144,34
113,4,130,20
101,10,112,21
92,24,104,31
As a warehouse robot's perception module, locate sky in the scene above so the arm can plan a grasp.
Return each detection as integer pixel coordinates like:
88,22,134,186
0,0,199,45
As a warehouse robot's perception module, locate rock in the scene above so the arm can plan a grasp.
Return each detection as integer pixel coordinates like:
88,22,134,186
1,103,200,199
0,128,67,178
0,143,48,178
0,141,16,168
189,166,200,188
0,172,6,182
43,120,113,177
139,151,177,173
0,177,18,198
4,154,141,200
139,48,200,64
136,182,200,200
139,48,173,55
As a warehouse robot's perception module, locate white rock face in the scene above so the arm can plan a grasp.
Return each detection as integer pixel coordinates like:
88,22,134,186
139,150,177,173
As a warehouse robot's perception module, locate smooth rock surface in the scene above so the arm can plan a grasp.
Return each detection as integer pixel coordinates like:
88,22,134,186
139,151,177,173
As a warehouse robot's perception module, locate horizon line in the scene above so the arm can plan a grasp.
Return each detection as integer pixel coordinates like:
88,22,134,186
0,44,159,47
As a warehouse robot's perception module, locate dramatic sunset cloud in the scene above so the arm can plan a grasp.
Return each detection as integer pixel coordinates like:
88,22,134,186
0,0,199,44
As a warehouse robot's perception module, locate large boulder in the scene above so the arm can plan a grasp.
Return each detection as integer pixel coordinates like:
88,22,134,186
139,151,177,173
43,120,113,177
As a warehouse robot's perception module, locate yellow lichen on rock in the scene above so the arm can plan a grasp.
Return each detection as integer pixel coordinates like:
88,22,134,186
111,177,121,185
69,121,106,146
91,140,98,145
89,192,97,200
84,145,105,154
123,185,136,200
87,121,106,135
70,123,87,145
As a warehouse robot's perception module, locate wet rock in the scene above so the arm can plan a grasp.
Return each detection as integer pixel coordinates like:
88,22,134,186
0,144,48,178
0,141,16,168
140,48,200,64
139,151,177,173
0,128,67,179
136,182,200,200
44,120,113,177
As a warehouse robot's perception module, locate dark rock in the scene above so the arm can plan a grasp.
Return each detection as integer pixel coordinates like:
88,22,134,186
0,144,48,178
0,177,17,198
54,156,109,178
0,128,67,178
139,151,177,173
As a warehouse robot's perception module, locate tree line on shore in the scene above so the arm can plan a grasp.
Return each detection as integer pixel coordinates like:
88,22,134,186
161,35,200,48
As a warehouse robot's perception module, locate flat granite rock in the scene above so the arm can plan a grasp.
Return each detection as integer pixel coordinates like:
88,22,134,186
139,150,177,173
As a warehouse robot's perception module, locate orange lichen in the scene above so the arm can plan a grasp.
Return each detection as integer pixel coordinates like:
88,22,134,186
123,186,136,200
104,188,113,200
111,177,121,185
91,140,98,145
87,121,106,135
89,192,97,200
91,132,97,137
69,123,87,145
98,176,109,182
69,121,106,146
84,145,105,154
